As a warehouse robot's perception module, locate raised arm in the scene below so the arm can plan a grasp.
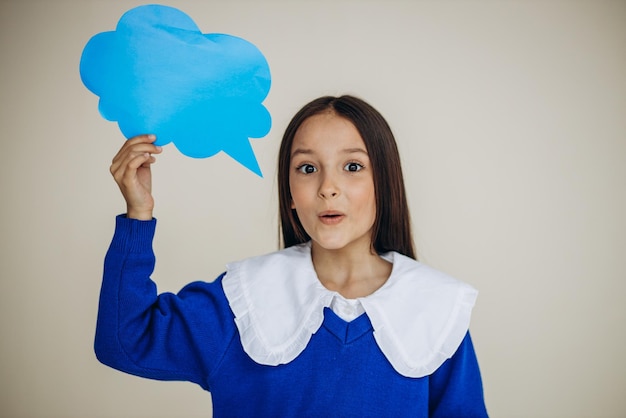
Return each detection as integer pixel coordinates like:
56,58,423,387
95,136,236,390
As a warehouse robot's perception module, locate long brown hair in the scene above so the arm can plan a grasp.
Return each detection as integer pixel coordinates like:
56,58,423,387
277,95,416,259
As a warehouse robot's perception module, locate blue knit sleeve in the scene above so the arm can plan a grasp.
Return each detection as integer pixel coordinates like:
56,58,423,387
94,215,236,391
429,332,489,417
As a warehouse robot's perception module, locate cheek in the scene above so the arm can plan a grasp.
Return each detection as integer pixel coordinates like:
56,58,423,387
366,193,377,220
289,177,305,210
356,184,377,221
354,180,376,205
290,191,310,213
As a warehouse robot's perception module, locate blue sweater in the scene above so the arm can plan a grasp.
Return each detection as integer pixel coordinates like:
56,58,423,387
95,216,488,417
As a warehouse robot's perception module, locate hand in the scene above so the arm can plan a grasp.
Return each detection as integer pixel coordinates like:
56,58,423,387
110,134,163,220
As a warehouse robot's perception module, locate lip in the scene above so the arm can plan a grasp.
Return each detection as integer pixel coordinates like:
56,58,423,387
318,210,345,225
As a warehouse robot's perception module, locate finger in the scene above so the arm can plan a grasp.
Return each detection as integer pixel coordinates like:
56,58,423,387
112,135,148,163
126,153,153,173
111,141,162,176
118,153,153,188
112,134,161,164
112,141,161,166
128,133,157,145
112,145,160,173
115,151,154,178
140,153,158,168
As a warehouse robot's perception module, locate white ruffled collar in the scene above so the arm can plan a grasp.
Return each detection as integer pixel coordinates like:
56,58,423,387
222,242,478,378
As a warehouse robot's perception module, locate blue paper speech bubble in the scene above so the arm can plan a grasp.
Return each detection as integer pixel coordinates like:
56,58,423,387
80,4,271,176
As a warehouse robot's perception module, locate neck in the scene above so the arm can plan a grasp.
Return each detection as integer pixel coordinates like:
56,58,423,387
311,241,392,299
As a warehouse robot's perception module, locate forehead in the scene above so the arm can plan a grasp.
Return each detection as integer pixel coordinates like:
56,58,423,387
291,112,365,152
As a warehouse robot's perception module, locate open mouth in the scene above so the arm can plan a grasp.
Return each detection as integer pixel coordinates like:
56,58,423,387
319,212,345,224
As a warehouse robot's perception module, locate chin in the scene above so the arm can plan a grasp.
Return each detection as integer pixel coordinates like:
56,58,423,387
308,229,374,253
312,237,371,253
311,237,348,252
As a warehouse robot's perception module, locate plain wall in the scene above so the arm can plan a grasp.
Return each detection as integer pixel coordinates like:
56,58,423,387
1,0,625,416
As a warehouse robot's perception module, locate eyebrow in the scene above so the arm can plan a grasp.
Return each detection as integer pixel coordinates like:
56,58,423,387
290,147,368,158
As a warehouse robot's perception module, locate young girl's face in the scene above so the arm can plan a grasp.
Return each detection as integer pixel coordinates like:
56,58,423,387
289,112,376,253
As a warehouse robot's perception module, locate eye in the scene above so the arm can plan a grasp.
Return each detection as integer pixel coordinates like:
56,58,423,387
296,164,317,174
344,162,364,172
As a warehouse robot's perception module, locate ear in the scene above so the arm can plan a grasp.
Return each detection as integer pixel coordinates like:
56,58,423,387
290,199,296,209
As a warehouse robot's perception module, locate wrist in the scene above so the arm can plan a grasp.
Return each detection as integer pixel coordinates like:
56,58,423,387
126,207,153,221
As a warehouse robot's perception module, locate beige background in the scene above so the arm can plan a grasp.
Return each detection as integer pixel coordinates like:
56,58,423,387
1,0,625,416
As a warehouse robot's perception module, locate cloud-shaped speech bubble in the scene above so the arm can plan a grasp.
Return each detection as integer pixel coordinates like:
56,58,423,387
80,5,271,176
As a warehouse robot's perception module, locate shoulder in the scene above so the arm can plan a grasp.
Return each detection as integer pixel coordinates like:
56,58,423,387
220,243,332,366
361,252,479,377
225,243,312,278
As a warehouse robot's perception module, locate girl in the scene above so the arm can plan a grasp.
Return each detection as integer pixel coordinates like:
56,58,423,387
97,95,488,417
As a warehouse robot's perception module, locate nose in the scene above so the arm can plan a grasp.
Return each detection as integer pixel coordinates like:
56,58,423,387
318,172,340,199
